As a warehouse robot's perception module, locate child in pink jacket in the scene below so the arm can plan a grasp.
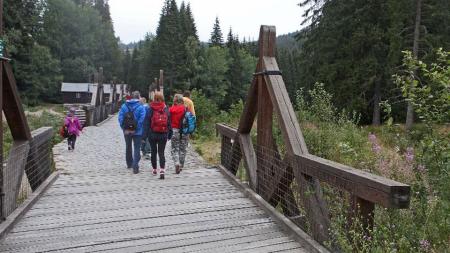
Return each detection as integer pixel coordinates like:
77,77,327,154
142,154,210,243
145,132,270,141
65,108,83,151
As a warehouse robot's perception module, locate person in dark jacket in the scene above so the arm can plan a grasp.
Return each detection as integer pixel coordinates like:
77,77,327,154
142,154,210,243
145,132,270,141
140,97,151,159
118,91,146,174
146,92,172,179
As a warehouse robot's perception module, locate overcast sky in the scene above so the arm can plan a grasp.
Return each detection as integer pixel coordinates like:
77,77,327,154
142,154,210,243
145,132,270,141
109,0,306,43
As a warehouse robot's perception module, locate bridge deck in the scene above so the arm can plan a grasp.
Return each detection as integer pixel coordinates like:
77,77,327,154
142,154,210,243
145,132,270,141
0,116,307,253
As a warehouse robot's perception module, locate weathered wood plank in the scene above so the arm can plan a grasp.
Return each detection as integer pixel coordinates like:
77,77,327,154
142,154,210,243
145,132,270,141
295,154,410,208
2,61,31,140
238,78,258,134
216,124,237,139
239,134,258,190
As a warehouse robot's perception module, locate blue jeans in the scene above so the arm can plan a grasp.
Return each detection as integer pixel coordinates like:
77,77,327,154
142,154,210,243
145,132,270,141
124,134,142,172
141,137,151,155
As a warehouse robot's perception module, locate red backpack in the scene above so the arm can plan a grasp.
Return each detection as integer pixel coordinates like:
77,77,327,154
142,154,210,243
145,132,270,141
151,107,169,133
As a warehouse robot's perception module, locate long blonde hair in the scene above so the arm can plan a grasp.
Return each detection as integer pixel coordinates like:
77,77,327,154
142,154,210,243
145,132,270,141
153,92,164,102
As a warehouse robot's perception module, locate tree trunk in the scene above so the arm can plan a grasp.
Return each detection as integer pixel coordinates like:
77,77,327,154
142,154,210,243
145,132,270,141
406,0,422,130
372,79,381,126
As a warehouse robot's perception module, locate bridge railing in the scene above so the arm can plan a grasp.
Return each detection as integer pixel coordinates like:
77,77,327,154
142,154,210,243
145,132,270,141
216,26,411,247
2,128,53,218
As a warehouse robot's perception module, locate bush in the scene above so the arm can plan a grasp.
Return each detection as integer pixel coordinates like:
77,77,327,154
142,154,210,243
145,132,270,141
294,82,449,252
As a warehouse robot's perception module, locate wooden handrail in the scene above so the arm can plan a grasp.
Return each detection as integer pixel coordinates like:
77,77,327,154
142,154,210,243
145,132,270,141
216,123,410,209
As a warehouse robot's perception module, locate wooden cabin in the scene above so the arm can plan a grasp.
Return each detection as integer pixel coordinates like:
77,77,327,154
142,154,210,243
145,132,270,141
61,83,93,104
62,83,129,104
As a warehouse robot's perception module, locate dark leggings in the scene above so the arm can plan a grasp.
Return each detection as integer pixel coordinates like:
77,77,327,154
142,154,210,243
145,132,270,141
150,137,167,169
68,135,77,149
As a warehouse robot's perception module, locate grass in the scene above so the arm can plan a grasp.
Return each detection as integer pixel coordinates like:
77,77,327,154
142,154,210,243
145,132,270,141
192,135,221,164
3,104,65,155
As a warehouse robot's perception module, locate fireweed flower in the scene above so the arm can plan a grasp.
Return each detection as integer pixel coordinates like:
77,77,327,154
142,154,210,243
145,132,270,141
373,144,382,154
368,133,382,154
419,239,430,251
368,133,377,143
417,164,427,173
405,147,414,163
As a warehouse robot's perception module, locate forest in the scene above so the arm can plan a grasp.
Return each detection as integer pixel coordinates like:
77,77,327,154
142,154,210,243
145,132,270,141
4,0,449,251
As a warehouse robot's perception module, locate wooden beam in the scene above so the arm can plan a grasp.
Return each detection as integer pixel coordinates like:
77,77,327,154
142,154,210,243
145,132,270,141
2,62,31,140
263,57,308,155
237,78,258,134
0,0,4,198
238,134,258,190
216,124,237,139
296,154,410,208
256,75,274,195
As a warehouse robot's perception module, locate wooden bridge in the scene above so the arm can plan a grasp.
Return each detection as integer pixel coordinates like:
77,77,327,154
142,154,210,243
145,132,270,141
0,19,411,253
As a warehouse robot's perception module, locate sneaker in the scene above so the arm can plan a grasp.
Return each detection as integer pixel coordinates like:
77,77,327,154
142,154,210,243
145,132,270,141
159,168,165,180
68,146,72,151
152,168,157,176
175,165,181,174
133,169,139,174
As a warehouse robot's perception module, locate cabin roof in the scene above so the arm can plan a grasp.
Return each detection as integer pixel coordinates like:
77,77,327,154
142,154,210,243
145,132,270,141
61,83,91,93
61,83,128,93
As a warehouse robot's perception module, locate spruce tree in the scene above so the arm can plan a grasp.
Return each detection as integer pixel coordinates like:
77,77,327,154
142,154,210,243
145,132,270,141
210,17,224,47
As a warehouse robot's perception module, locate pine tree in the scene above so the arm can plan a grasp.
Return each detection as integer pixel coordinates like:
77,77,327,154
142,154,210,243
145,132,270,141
123,48,132,84
185,3,198,40
210,17,224,47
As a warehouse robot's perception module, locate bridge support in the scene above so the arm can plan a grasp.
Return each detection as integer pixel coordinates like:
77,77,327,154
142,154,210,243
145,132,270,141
216,25,411,248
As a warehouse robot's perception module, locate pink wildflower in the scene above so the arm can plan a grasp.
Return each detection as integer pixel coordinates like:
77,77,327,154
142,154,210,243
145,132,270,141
419,239,430,251
368,133,381,154
372,144,382,154
417,164,427,173
368,133,377,143
405,147,414,163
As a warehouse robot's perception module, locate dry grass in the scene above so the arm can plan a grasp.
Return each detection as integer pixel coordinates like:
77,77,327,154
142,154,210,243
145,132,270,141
192,137,221,164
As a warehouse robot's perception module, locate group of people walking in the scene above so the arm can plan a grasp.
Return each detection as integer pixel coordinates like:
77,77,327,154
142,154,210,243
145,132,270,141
118,90,196,179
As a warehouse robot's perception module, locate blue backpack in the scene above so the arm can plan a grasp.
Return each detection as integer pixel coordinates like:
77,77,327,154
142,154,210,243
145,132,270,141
182,109,196,135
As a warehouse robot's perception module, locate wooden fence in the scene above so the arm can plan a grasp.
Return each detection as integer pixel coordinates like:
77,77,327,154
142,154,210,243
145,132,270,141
216,26,411,247
78,68,120,127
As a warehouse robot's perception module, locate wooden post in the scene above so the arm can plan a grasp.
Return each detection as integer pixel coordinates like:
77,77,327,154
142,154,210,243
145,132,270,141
159,70,164,96
0,0,4,220
349,195,375,235
154,78,159,92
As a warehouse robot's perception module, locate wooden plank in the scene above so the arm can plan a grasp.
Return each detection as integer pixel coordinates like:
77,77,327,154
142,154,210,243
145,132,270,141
218,165,329,253
0,171,59,240
68,226,283,253
256,75,274,196
239,134,258,190
349,195,375,235
216,124,237,139
263,57,307,155
296,154,410,208
2,62,31,140
238,78,258,134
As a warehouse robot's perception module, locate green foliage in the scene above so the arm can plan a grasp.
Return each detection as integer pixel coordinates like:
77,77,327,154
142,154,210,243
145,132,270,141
193,46,229,105
18,44,63,105
278,0,450,124
294,82,449,252
190,89,219,137
4,0,123,105
394,49,450,124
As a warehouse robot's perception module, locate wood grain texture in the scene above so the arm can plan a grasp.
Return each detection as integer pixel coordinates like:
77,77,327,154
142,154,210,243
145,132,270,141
0,116,307,253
